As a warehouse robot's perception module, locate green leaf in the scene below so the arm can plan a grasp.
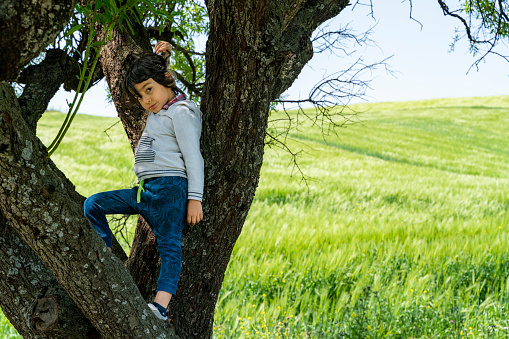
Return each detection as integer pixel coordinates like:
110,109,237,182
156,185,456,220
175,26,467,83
108,0,119,15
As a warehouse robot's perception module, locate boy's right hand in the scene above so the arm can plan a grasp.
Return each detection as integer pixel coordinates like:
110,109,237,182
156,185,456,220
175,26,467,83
154,41,172,56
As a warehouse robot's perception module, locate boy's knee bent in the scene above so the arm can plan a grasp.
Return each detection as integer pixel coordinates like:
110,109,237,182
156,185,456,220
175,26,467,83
84,194,101,217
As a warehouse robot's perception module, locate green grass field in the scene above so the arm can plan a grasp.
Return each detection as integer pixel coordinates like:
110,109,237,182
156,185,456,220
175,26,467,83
2,96,509,338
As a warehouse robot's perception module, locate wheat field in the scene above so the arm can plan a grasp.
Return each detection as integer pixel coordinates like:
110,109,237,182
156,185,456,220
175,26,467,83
2,96,509,338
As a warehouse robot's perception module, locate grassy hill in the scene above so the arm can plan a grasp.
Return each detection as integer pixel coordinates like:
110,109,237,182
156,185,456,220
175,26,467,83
2,96,509,338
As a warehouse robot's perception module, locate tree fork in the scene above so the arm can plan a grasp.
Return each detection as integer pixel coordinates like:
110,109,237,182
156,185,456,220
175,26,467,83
17,49,82,131
0,0,349,337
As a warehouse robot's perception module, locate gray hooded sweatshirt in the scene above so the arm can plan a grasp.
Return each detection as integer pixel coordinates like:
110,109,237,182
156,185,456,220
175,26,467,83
134,100,204,201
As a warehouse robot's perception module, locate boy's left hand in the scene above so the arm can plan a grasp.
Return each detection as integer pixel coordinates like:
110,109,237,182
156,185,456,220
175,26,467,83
186,199,203,226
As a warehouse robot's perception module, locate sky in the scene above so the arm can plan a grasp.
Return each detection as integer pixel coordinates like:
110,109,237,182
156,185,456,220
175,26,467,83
48,0,508,117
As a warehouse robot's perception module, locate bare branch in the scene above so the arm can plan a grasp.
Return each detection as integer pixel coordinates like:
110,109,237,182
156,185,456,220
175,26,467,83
103,120,122,142
437,0,509,68
404,0,424,30
108,214,135,251
264,131,314,190
312,23,377,56
269,53,393,185
437,0,491,44
276,56,393,132
352,0,375,20
172,70,203,97
169,42,205,56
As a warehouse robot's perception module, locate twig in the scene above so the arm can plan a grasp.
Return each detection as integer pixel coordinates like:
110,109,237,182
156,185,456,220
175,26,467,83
103,120,121,141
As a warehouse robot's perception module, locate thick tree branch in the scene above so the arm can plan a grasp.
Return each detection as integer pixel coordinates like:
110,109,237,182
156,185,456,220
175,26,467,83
15,48,104,133
269,0,350,100
16,49,80,131
0,0,78,82
0,82,172,338
62,63,105,94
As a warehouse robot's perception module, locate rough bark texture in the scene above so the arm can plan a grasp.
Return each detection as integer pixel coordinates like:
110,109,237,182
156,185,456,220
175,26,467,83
0,0,77,82
171,1,349,337
0,214,98,338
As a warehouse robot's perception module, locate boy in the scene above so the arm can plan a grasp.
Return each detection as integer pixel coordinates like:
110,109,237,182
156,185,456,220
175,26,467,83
84,43,203,320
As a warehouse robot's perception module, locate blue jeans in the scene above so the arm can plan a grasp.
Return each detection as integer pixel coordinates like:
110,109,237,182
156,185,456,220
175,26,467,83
84,176,187,295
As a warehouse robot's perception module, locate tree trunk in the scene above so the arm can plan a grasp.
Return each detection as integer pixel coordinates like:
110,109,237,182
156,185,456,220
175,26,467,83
174,1,349,336
100,0,348,337
17,49,81,131
0,0,347,337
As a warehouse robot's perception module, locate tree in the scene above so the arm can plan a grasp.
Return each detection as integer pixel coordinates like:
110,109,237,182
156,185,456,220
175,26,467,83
0,0,350,337
3,0,503,337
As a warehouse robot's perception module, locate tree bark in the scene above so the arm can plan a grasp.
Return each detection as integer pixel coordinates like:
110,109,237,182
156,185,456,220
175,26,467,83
172,1,348,336
0,0,78,82
17,49,81,131
0,213,98,338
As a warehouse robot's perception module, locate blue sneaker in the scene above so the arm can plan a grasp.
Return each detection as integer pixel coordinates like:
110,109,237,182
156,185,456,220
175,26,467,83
148,302,168,321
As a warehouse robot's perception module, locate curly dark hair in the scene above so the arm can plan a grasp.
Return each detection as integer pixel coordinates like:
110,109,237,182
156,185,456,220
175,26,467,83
123,52,179,105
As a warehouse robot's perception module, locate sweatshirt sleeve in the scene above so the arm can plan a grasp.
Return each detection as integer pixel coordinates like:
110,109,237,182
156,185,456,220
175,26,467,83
172,102,204,201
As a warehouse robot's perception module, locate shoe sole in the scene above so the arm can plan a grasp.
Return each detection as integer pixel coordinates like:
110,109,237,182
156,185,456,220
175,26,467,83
148,303,168,321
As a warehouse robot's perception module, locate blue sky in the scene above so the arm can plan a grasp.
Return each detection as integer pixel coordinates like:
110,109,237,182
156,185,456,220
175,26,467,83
48,1,508,117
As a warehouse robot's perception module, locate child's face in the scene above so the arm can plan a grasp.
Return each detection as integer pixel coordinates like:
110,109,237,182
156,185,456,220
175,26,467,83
133,77,175,113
